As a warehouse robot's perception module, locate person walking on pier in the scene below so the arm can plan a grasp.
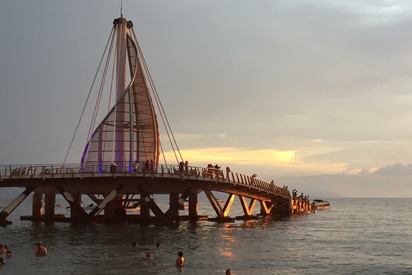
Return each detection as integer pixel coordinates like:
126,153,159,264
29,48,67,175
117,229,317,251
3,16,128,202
179,162,184,176
184,161,189,175
150,160,154,172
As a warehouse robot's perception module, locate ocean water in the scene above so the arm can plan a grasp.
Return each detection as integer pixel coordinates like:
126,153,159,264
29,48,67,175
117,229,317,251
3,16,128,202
0,197,412,274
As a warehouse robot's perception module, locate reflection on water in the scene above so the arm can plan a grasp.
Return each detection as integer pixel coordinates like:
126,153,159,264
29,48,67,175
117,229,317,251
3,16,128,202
219,223,235,258
1,198,412,274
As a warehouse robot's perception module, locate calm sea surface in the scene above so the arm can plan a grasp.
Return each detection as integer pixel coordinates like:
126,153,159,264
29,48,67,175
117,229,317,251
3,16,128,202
1,197,412,274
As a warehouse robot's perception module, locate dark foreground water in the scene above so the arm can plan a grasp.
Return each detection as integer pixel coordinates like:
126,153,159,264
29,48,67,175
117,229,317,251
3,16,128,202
1,197,412,274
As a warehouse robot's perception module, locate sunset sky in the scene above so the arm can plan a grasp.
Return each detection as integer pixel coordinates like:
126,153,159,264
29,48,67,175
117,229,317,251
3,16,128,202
1,1,412,197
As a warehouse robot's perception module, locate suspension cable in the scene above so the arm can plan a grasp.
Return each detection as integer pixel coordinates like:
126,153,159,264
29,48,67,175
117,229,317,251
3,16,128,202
111,48,118,163
62,28,115,165
83,30,116,164
103,40,117,162
132,30,184,164
159,140,168,167
87,32,116,145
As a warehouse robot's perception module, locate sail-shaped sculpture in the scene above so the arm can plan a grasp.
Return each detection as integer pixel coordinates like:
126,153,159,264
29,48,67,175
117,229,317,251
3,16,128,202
81,18,159,173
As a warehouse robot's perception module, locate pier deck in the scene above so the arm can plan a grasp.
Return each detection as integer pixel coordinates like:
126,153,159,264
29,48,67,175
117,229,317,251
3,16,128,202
0,163,298,225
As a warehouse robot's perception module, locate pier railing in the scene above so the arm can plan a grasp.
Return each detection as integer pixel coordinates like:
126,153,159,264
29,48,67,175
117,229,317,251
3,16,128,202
0,162,290,198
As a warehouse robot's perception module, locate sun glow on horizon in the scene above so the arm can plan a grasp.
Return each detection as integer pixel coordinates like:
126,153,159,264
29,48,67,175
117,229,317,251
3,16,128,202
162,147,295,165
160,146,368,178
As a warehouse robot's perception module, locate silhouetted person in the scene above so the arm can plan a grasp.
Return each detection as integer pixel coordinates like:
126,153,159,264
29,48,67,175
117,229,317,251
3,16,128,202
176,251,184,267
143,251,153,260
35,243,47,256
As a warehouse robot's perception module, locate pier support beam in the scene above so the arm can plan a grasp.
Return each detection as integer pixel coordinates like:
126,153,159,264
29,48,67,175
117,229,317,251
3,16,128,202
259,200,273,215
70,193,84,221
239,196,256,216
56,187,89,223
113,194,126,221
32,193,43,220
169,193,179,219
0,187,34,225
205,191,235,222
222,194,235,217
104,200,115,221
188,192,198,219
235,196,258,220
44,193,55,220
140,194,151,219
164,189,191,220
137,187,165,220
84,186,125,222
271,198,292,216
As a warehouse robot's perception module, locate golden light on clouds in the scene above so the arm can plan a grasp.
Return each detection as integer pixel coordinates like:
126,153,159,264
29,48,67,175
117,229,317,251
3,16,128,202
162,147,295,165
161,145,357,177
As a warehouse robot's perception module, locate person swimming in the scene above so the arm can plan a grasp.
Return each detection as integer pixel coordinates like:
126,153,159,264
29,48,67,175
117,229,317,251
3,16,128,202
142,251,153,260
175,251,184,267
35,243,47,256
0,257,4,266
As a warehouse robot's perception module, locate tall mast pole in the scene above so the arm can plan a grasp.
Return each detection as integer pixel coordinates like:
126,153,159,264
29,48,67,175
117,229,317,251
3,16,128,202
114,17,128,171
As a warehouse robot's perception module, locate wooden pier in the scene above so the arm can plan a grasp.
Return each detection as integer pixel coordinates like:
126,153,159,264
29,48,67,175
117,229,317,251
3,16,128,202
0,162,300,225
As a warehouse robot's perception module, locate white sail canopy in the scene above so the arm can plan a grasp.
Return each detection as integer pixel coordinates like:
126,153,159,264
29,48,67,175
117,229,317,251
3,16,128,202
81,18,159,173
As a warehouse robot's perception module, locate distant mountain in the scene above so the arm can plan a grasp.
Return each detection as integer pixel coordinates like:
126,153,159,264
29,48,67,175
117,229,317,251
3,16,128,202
278,171,412,198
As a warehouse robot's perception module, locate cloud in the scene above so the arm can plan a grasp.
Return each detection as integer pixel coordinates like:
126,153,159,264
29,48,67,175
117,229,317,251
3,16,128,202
160,133,207,142
311,0,412,26
371,163,412,176
279,162,412,198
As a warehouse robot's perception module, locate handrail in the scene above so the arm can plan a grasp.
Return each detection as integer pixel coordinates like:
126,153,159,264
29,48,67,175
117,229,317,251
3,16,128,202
0,162,291,199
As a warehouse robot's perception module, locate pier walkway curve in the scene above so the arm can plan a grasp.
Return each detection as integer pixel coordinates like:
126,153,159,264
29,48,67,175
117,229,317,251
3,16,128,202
0,163,291,225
